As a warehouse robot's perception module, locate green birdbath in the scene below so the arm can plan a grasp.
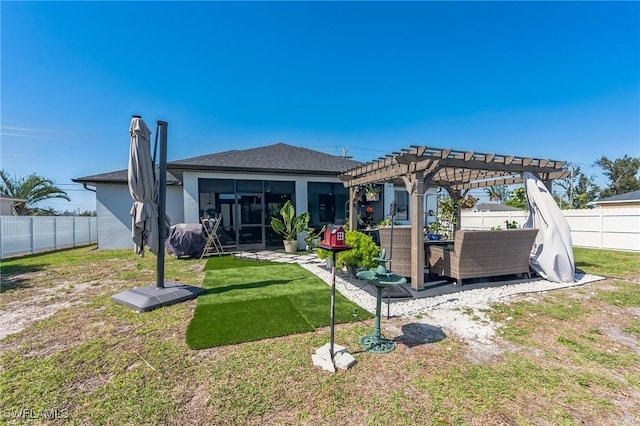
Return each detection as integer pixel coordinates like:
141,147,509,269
356,263,407,354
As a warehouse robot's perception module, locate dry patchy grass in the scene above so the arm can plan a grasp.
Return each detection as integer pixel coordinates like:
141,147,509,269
0,246,639,425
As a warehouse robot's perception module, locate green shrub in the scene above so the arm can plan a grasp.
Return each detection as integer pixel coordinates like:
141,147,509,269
317,230,380,271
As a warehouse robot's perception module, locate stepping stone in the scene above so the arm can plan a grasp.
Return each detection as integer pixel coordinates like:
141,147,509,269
312,343,355,373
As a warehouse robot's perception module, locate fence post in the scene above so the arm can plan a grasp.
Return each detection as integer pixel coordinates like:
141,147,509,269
54,217,58,250
0,217,3,260
30,217,35,254
599,209,604,249
73,217,77,247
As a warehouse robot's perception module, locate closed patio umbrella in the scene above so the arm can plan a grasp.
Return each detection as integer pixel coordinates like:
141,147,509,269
112,116,203,311
524,171,575,283
128,116,159,256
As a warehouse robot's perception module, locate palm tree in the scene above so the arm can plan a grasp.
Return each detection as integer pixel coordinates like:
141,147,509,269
0,170,70,215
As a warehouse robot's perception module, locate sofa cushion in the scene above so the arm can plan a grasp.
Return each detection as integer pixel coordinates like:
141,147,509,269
428,229,539,282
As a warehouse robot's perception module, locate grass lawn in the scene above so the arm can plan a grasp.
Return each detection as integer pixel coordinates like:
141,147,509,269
0,246,639,425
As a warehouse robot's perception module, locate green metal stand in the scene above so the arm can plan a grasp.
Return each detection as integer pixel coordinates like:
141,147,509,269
356,259,407,354
359,285,396,353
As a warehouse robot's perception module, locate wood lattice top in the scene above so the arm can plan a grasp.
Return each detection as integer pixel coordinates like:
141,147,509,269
338,145,568,190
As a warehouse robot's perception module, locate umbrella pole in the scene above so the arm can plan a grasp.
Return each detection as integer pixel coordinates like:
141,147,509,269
156,120,168,289
112,116,205,312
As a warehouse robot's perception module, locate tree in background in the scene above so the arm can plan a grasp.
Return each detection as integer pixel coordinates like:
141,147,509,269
595,155,640,198
554,163,600,209
484,185,510,203
0,170,70,215
32,207,57,216
505,187,528,210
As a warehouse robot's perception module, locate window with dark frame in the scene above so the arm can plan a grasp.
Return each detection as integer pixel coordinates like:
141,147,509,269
394,190,409,220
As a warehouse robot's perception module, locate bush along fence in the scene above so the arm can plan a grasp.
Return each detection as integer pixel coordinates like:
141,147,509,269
0,216,98,259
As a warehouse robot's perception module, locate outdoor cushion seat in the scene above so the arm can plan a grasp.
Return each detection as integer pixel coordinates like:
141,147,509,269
428,229,539,284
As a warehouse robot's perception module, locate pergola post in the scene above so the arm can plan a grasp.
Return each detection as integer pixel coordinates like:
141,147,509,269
455,190,463,232
348,187,359,231
408,172,425,290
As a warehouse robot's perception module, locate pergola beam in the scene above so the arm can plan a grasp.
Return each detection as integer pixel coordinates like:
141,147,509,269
340,147,567,189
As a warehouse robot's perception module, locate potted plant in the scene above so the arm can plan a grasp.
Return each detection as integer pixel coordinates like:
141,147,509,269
270,200,310,253
364,185,380,202
426,221,442,240
458,194,479,209
377,218,391,226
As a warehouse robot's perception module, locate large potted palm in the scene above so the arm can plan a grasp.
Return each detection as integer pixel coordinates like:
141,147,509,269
270,200,310,253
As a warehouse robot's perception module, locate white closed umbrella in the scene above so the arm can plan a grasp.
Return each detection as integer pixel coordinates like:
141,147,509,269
128,116,159,256
524,172,575,283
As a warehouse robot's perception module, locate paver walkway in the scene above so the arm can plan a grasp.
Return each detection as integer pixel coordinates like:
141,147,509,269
233,250,326,266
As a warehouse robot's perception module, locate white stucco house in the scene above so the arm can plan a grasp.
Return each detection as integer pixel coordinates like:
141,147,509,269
74,143,437,251
0,194,26,215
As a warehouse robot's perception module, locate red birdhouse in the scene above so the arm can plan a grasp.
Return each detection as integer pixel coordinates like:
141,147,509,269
322,224,348,248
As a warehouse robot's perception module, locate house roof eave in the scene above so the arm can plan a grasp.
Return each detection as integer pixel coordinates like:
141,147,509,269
172,164,348,177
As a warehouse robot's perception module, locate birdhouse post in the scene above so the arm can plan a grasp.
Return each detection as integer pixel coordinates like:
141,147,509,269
317,224,352,366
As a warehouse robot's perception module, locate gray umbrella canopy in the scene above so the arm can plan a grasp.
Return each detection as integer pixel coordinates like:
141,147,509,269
128,117,159,256
524,172,575,283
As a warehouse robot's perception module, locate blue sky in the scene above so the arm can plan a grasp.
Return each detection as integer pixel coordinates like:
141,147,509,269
2,1,638,212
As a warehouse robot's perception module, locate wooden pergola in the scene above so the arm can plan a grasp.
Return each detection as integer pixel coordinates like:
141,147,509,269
338,145,569,289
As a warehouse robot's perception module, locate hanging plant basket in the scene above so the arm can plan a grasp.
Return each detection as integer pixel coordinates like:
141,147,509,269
364,185,380,202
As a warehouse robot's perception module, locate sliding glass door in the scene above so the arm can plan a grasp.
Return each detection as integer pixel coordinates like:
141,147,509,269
237,193,264,249
198,178,296,250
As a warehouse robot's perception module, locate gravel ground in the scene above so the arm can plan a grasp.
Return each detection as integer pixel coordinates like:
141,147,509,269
236,250,606,355
300,262,605,356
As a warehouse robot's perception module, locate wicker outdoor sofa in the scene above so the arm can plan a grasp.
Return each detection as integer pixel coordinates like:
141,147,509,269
428,228,539,285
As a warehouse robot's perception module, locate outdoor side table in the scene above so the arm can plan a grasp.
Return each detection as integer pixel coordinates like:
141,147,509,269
424,239,454,279
356,268,407,354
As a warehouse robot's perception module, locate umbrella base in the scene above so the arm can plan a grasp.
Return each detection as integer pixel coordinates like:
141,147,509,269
111,281,205,312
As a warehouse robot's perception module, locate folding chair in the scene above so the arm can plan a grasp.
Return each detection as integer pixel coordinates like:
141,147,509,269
200,216,224,258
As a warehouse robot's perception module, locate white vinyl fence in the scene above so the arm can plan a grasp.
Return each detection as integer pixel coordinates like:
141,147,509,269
461,207,640,252
0,216,98,259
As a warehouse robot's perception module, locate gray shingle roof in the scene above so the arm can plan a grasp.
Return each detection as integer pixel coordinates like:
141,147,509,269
595,190,640,203
72,169,181,185
169,143,361,174
74,143,362,184
473,203,523,212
